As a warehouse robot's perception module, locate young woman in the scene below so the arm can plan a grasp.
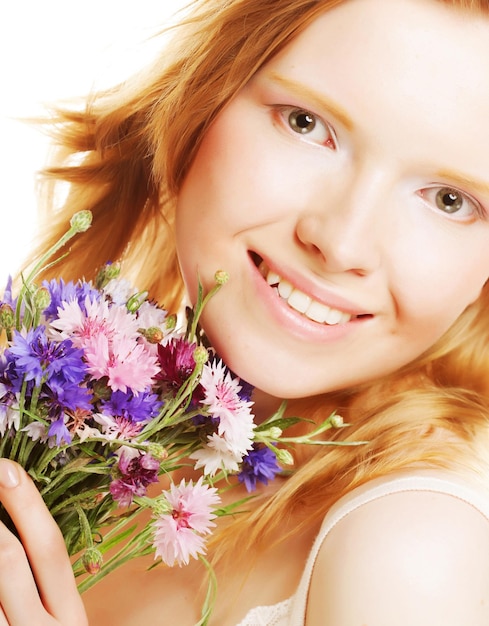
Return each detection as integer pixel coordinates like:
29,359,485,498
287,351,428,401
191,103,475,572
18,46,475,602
2,0,489,623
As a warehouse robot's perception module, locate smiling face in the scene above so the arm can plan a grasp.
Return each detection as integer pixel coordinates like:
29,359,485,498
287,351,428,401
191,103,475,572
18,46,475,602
175,0,489,399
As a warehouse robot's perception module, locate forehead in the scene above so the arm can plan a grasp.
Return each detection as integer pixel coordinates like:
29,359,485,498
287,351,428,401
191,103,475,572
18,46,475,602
261,0,489,169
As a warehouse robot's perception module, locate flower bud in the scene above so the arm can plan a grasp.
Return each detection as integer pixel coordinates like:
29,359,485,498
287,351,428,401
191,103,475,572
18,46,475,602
147,443,168,461
82,547,103,575
267,426,283,440
151,496,171,517
95,262,121,288
0,303,15,331
33,287,51,311
140,326,164,344
193,345,209,365
274,447,294,466
214,270,229,286
330,414,344,428
165,314,177,331
126,291,148,313
70,210,93,233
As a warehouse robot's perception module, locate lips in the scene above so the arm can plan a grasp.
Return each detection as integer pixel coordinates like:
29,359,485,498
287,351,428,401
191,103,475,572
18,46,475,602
254,256,367,327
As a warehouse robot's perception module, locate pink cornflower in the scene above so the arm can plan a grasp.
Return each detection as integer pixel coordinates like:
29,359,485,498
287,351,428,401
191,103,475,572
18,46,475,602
93,413,144,441
51,296,140,346
52,297,159,393
200,360,255,452
152,478,220,567
83,333,159,393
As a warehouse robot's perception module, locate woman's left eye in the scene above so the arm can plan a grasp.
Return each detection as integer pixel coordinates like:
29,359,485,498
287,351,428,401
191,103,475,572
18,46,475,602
419,186,484,220
275,106,336,149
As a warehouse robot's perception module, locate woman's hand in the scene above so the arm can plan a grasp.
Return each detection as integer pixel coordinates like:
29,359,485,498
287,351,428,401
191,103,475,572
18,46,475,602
0,459,88,626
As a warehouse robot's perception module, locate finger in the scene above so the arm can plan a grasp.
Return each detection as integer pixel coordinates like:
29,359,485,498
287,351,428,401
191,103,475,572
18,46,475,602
0,515,54,625
0,605,11,626
0,460,87,625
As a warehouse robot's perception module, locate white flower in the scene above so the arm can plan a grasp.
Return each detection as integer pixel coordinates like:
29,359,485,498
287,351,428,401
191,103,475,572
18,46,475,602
102,278,138,305
0,386,20,437
189,433,244,476
136,301,168,332
21,422,48,442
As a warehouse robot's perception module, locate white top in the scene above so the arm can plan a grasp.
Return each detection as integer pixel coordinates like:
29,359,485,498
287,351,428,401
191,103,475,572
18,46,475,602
235,471,489,626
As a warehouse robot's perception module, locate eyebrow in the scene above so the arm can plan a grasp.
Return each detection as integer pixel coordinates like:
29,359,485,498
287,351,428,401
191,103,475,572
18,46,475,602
436,169,489,197
266,72,354,131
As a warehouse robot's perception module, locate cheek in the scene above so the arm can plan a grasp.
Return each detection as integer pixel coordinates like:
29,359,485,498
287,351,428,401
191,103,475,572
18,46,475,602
390,209,489,331
396,262,487,346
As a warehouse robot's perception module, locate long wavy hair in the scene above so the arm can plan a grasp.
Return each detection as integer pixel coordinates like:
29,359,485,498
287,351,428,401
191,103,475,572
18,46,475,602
31,0,489,558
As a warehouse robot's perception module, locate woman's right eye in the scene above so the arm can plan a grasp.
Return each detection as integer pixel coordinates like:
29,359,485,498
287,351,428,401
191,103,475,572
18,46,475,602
275,106,336,149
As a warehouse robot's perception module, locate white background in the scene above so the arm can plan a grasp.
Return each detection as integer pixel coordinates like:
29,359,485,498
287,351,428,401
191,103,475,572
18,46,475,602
0,1,186,284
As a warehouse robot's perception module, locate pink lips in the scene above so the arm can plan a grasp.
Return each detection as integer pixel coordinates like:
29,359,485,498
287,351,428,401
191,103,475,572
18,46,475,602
248,252,371,342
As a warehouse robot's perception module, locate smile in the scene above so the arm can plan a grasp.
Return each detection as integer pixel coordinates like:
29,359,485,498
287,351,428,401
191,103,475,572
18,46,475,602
257,260,354,326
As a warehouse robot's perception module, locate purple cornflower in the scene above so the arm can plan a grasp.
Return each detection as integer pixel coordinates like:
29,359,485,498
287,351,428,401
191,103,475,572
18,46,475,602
156,338,197,390
41,375,92,414
237,445,281,492
156,338,205,404
0,276,15,308
110,450,160,507
48,415,72,446
100,389,162,424
7,327,87,387
36,376,92,447
42,278,100,320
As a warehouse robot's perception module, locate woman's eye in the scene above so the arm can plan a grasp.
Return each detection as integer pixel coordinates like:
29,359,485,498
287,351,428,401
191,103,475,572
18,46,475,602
419,186,483,220
277,107,336,149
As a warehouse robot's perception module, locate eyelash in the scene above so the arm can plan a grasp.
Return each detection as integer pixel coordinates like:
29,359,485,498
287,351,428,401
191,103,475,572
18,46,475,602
272,106,337,149
418,186,486,221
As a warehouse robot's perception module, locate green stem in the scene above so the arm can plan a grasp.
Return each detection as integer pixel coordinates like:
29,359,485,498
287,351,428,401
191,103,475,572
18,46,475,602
75,505,95,551
76,524,154,593
189,281,224,340
195,556,218,626
14,217,89,329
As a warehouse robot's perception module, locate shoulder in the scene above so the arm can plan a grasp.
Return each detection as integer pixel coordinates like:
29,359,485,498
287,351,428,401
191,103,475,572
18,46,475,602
306,486,489,625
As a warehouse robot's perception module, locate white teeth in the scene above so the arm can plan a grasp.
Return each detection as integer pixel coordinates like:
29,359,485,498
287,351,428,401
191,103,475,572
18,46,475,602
305,300,330,323
266,271,280,286
277,279,293,299
287,289,312,314
324,307,344,325
258,260,353,326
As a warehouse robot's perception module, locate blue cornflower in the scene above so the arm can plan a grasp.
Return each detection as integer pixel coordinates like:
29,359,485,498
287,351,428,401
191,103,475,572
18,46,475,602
7,327,87,386
48,415,72,446
237,378,254,403
42,375,92,413
42,278,100,320
0,276,15,307
100,389,162,423
237,445,282,492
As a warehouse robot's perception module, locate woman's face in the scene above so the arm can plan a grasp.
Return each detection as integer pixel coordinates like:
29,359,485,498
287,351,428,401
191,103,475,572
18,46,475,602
176,0,489,399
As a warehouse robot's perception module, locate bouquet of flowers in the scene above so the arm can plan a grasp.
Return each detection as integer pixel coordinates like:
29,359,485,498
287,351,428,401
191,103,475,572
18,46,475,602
0,211,355,623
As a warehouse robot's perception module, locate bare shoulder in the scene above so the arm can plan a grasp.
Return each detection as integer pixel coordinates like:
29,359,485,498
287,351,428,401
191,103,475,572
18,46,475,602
306,488,489,625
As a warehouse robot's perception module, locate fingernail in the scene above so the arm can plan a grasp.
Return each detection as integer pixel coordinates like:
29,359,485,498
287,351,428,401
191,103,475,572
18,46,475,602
0,460,20,488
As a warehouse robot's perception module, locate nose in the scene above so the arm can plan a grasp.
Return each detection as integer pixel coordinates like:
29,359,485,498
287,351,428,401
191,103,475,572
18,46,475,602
295,166,391,276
